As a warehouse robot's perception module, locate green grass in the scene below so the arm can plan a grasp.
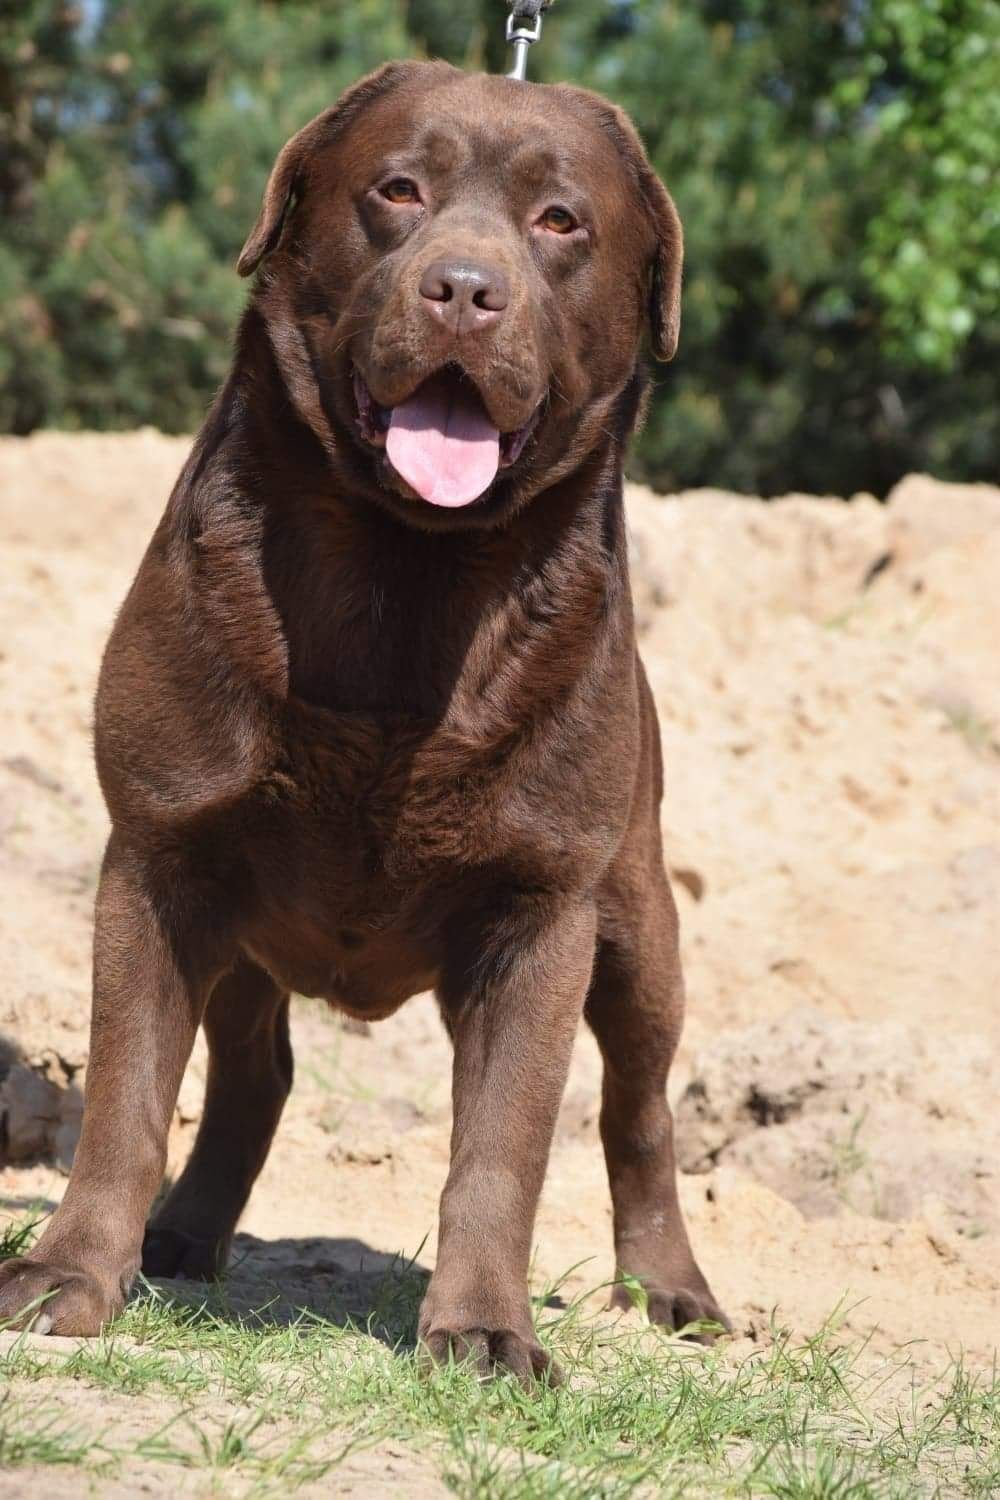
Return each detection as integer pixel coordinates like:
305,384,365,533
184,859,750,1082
0,1209,48,1259
1,1214,997,1498
0,1400,97,1470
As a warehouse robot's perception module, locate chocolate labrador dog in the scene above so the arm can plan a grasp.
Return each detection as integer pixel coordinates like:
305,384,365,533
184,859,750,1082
0,61,728,1379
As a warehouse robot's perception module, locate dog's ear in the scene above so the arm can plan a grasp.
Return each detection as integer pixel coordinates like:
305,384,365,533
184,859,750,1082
640,167,683,363
237,61,437,278
553,88,683,361
236,122,313,277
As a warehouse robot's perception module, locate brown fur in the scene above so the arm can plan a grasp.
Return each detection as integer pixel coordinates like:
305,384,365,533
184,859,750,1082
0,62,727,1379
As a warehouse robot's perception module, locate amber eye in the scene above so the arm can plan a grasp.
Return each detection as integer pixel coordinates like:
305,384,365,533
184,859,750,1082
381,178,419,205
539,206,576,234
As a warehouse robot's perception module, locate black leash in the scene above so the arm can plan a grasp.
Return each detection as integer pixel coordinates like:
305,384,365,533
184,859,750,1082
504,0,555,80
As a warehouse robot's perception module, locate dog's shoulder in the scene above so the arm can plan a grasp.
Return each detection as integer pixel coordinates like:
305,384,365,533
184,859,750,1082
94,424,287,832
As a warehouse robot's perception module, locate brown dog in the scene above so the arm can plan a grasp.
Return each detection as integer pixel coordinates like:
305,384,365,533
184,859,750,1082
0,62,728,1378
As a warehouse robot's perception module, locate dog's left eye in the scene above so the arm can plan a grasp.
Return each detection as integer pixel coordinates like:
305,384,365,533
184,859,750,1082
381,178,420,205
539,206,576,234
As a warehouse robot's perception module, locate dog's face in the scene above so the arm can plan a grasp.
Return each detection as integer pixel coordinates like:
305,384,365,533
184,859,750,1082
239,62,682,530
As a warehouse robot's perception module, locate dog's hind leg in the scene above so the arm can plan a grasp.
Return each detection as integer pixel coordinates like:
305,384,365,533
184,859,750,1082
586,876,730,1340
142,955,291,1280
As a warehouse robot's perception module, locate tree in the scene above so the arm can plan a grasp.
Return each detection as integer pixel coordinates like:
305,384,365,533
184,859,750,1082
1,0,997,496
525,0,1000,495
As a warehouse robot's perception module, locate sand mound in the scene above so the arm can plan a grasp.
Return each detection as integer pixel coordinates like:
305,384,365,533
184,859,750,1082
674,1007,998,1233
1,433,997,1367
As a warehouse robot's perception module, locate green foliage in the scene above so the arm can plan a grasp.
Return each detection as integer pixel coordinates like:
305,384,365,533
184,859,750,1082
862,1,1000,368
1,0,997,495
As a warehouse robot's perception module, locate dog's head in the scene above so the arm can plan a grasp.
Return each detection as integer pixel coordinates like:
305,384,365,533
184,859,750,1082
239,62,681,529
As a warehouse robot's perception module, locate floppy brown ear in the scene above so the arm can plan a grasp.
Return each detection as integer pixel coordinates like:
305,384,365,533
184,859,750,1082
237,60,445,278
642,169,683,362
236,122,314,277
607,106,683,362
552,87,683,361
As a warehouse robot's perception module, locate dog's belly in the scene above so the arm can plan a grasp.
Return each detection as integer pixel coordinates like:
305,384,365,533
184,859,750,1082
246,924,438,1019
241,849,443,1018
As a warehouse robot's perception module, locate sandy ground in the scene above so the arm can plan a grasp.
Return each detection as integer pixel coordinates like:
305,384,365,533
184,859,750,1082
1,431,998,1393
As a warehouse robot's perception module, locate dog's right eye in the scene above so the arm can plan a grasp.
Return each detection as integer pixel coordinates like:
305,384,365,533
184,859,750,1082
538,206,577,235
381,178,420,205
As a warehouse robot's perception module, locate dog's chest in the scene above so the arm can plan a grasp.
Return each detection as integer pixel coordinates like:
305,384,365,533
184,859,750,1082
272,701,520,868
254,571,600,890
238,704,561,1008
224,532,628,1004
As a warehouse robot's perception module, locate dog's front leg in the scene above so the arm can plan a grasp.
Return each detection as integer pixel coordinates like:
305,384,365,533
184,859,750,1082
422,898,596,1385
0,835,224,1334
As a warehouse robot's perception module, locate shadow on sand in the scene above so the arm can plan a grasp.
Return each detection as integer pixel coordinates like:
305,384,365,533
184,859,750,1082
137,1231,432,1348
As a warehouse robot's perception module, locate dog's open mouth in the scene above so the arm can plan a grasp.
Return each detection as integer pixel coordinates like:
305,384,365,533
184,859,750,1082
353,367,540,508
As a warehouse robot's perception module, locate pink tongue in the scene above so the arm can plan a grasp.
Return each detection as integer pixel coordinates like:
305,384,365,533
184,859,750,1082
386,373,500,507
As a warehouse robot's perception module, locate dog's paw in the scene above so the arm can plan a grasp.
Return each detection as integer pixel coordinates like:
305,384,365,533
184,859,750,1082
141,1226,230,1281
610,1277,731,1344
420,1323,562,1389
0,1257,122,1336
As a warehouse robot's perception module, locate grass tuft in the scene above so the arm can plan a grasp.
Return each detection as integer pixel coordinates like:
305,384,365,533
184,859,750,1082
0,1210,996,1496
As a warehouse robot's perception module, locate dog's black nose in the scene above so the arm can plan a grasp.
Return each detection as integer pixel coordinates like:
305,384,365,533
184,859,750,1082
419,259,509,336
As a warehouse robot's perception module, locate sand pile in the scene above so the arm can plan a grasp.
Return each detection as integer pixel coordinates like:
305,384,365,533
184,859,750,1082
1,432,997,1368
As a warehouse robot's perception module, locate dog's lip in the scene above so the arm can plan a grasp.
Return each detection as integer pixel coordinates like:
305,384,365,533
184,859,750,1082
351,366,543,470
352,368,390,449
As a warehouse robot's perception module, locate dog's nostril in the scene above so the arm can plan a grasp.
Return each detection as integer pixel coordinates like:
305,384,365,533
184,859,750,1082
419,265,453,304
470,276,509,313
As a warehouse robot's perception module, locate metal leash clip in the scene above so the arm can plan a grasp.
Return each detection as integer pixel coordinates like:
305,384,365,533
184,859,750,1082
505,1,553,82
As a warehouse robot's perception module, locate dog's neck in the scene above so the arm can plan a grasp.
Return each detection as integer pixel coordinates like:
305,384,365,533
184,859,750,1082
174,313,636,722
